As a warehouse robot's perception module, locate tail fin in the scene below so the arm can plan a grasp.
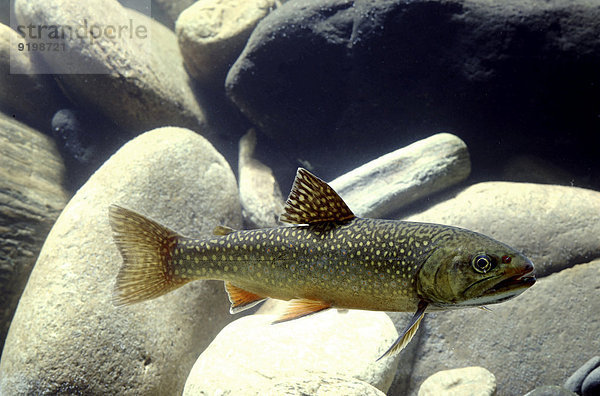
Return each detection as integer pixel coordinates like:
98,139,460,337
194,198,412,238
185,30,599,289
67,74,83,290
108,205,189,305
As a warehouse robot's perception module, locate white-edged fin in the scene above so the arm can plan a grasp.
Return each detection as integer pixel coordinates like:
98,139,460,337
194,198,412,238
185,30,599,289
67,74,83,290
280,168,355,225
224,282,267,314
376,301,428,361
272,298,331,323
478,306,493,312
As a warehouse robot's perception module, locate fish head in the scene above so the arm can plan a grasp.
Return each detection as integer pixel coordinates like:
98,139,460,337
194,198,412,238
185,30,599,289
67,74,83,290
416,230,536,308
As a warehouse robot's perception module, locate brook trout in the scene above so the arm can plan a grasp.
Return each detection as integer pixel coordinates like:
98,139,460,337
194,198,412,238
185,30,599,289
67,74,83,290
109,168,535,359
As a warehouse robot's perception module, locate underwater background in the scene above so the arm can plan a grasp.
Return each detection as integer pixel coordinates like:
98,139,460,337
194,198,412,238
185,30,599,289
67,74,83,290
1,0,599,395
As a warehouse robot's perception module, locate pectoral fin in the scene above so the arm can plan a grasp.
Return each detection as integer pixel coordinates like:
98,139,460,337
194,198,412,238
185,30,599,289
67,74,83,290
224,282,266,314
377,300,428,361
272,298,331,323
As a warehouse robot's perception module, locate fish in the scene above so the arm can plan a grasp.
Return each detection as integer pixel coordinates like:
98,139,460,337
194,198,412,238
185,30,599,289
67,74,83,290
109,168,536,360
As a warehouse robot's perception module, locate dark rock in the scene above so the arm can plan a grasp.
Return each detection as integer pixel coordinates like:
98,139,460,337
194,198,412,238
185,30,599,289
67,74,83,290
51,109,126,190
582,366,600,396
226,0,600,183
564,356,600,394
51,109,96,166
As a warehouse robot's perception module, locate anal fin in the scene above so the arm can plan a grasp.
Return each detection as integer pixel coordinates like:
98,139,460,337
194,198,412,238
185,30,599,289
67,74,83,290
225,282,266,314
272,298,331,323
377,300,428,361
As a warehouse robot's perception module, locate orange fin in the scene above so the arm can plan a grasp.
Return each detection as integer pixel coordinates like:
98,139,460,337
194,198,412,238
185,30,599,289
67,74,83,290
213,225,236,236
377,300,428,361
224,282,266,314
272,298,332,323
280,168,355,225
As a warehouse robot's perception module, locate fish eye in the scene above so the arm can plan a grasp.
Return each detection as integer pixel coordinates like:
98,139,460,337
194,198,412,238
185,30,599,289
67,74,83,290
472,254,493,273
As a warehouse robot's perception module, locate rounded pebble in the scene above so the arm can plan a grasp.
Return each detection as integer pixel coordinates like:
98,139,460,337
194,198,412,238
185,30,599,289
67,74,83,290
564,356,600,394
582,365,600,396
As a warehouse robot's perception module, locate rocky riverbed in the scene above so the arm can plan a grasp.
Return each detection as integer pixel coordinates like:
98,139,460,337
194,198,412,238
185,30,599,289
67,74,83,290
1,0,599,395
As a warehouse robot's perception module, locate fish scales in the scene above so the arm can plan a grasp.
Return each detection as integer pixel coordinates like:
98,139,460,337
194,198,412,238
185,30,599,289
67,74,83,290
171,219,454,311
109,168,535,360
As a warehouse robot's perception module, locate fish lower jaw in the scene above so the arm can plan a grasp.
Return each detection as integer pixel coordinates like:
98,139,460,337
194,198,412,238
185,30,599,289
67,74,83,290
455,287,529,308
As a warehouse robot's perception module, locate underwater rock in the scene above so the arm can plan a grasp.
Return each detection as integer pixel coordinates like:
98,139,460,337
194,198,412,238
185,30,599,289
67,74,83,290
0,23,66,130
226,0,600,183
564,356,600,394
0,112,68,354
51,109,128,190
329,133,470,218
176,0,281,85
13,0,208,134
582,366,600,396
417,366,496,396
238,128,284,228
183,310,399,394
0,127,242,395
264,374,386,396
524,385,578,396
388,259,600,395
403,182,600,277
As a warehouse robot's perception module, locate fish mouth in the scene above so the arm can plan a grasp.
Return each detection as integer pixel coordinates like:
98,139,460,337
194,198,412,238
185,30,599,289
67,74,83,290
486,271,536,294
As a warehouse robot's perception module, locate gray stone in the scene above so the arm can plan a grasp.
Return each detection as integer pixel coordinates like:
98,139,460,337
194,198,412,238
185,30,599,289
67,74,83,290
329,133,470,218
238,128,284,228
176,0,281,85
418,366,496,396
0,112,69,353
265,374,386,396
0,23,65,130
225,0,600,185
402,182,600,277
388,259,600,396
564,356,600,394
582,365,600,396
0,127,242,395
524,385,578,396
183,310,399,394
14,0,208,134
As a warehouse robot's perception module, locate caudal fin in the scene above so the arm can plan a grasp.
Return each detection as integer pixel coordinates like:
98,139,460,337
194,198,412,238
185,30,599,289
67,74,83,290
108,205,189,305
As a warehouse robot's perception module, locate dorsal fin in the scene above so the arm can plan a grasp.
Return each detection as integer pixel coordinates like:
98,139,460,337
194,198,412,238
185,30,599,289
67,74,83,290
280,168,355,224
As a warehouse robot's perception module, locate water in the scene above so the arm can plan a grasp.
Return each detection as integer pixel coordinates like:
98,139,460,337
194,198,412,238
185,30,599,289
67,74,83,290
1,0,599,395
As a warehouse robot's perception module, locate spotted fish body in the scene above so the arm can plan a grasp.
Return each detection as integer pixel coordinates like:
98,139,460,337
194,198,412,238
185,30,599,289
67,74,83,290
110,168,536,359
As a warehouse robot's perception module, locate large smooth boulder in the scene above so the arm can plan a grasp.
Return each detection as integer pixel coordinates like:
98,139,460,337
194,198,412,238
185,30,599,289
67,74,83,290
0,127,242,395
183,310,399,394
14,0,208,134
226,0,600,181
0,112,69,352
